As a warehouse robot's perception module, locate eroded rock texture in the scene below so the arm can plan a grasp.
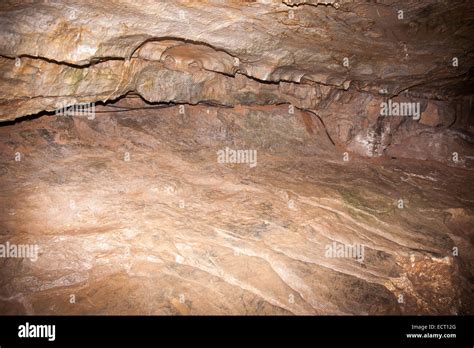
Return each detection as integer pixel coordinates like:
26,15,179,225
0,101,473,314
0,1,473,315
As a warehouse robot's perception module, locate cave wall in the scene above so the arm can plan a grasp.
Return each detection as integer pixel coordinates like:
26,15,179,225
0,0,473,165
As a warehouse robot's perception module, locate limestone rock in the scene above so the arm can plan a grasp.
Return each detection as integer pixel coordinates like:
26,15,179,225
0,0,473,316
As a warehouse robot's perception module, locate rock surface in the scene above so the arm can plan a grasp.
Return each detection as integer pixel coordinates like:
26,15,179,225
1,1,473,164
0,1,473,315
0,101,473,314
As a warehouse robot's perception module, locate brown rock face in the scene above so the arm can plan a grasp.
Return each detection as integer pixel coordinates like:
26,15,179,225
0,1,473,315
